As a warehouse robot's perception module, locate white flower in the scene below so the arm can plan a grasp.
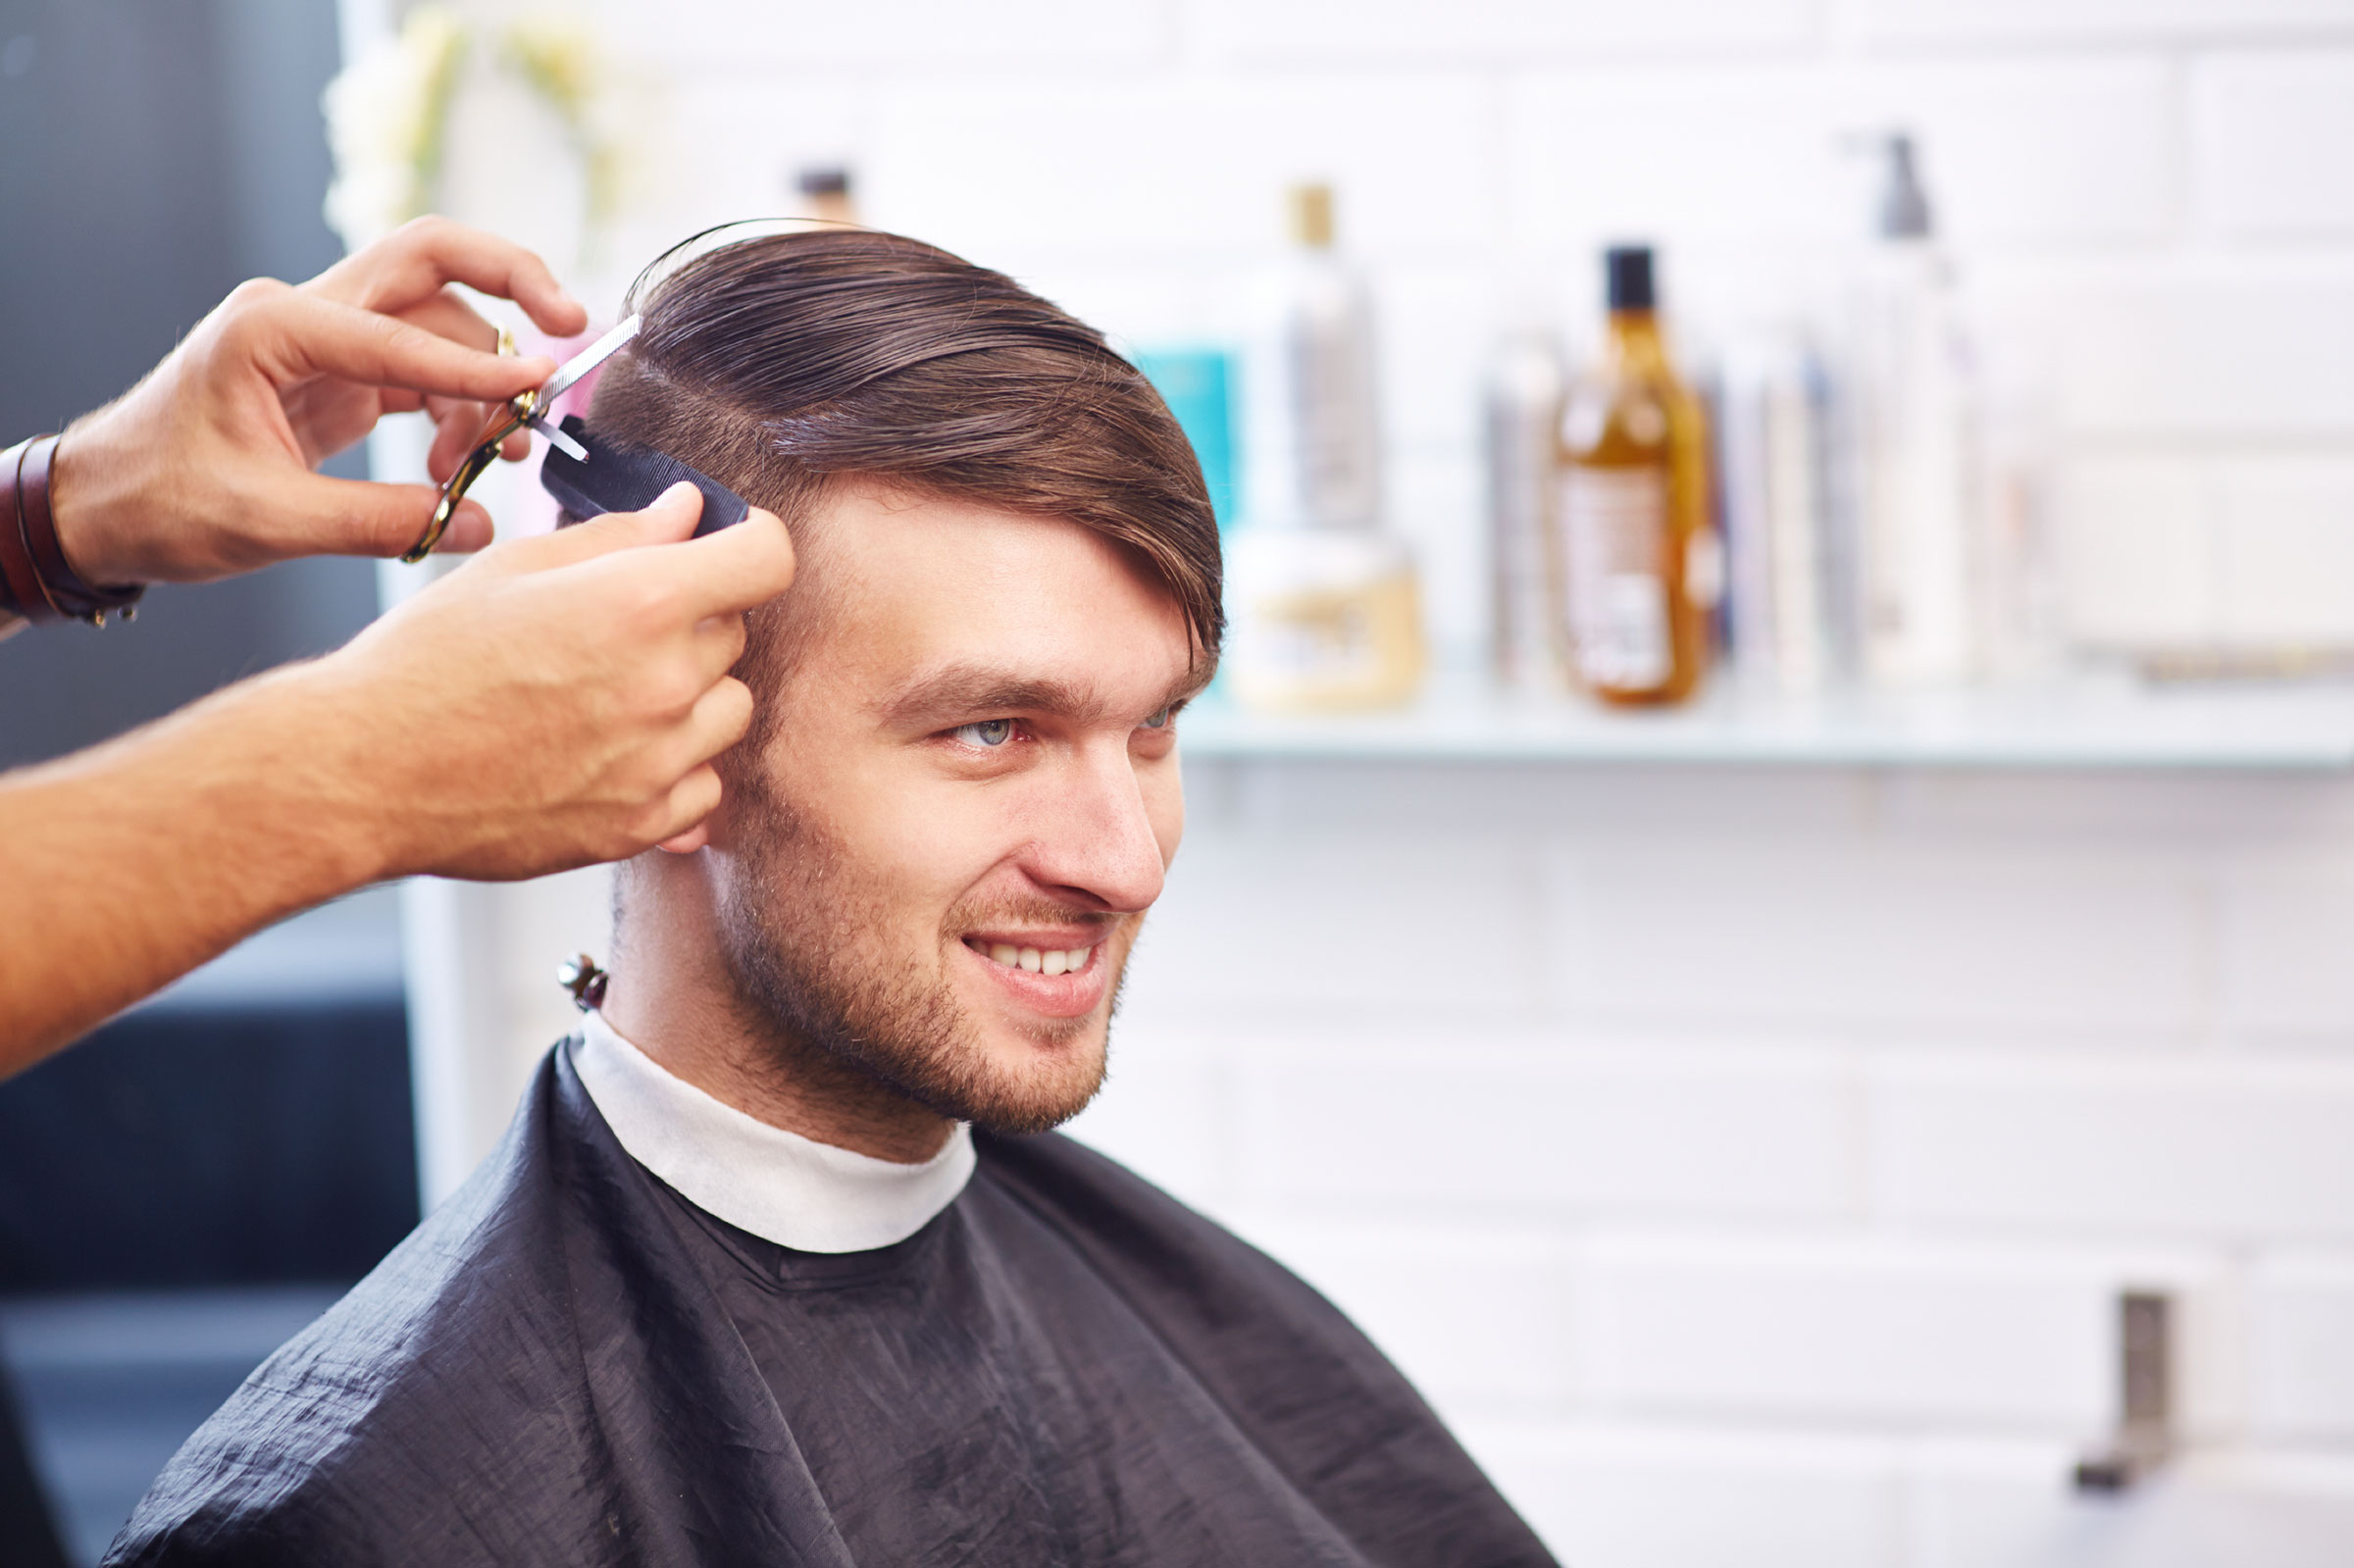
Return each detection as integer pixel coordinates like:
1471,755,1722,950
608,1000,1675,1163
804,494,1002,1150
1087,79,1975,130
320,5,469,249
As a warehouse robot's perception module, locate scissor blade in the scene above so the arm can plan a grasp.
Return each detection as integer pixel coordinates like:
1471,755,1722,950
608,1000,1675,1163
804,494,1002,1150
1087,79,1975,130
537,314,641,408
527,412,588,462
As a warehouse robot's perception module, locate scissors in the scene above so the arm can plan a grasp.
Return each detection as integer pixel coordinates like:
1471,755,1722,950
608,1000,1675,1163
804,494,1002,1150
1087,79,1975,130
401,314,643,563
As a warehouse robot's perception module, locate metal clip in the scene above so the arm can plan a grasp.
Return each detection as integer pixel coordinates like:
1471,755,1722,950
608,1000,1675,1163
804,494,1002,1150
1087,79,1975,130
557,953,610,1014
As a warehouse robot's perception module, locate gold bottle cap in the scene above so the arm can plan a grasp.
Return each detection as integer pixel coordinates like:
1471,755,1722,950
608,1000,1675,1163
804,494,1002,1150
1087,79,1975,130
1289,182,1335,249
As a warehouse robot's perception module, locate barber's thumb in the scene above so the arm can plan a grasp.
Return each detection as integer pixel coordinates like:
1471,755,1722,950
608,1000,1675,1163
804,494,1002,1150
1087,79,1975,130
522,482,704,569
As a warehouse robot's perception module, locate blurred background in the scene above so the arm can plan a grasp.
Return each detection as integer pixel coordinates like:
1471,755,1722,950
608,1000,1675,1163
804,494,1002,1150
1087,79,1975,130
7,0,2354,1562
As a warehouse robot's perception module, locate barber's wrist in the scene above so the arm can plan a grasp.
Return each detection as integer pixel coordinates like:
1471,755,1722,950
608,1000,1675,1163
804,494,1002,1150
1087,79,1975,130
224,656,413,892
45,410,155,590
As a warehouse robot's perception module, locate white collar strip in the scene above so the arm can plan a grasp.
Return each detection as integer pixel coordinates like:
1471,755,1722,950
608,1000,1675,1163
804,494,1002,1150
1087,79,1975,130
571,1010,975,1255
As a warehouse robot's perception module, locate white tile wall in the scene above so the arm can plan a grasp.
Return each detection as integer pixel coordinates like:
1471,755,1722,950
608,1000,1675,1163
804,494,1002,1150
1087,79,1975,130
557,3,2354,1560
1463,1421,1905,1568
2250,1254,2354,1441
1871,1053,2354,1239
1547,838,2208,1034
2194,51,2354,239
1856,0,2354,47
1197,0,1821,64
1582,1233,2144,1430
1232,1036,1855,1220
2219,870,2354,1038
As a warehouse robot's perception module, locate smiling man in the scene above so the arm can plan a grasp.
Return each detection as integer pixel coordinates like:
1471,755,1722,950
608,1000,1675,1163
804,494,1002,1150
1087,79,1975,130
108,230,1556,1568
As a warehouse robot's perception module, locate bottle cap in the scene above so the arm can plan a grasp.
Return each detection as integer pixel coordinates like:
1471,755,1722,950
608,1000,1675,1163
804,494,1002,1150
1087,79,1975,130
797,165,852,198
1605,245,1656,312
1289,182,1336,250
1875,133,1933,239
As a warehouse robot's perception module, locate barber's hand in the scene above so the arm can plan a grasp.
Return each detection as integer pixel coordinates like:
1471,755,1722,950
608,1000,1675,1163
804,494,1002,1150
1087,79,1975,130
47,216,588,587
301,484,794,881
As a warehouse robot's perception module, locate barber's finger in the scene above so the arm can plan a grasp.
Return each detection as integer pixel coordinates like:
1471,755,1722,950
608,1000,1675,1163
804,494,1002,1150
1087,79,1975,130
688,602,751,680
679,676,756,768
251,472,493,560
427,404,487,484
395,287,501,355
647,765,724,855
241,289,557,405
315,217,587,339
424,404,531,481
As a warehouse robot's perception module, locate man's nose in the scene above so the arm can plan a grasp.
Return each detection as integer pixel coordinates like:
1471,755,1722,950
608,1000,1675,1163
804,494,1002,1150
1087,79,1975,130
1019,744,1168,914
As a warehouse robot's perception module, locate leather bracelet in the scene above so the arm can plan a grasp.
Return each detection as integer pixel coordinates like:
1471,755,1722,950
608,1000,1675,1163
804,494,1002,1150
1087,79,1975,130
7,433,145,626
0,438,56,622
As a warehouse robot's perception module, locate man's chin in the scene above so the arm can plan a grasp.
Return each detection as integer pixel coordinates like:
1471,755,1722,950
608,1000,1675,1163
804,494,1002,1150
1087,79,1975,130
937,1024,1109,1136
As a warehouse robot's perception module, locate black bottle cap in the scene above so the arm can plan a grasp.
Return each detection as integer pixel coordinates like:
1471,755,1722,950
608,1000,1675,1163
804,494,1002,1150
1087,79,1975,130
1605,245,1657,311
797,165,851,197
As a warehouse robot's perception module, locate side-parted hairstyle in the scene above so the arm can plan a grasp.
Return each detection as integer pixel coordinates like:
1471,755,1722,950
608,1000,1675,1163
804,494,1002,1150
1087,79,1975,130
586,226,1222,664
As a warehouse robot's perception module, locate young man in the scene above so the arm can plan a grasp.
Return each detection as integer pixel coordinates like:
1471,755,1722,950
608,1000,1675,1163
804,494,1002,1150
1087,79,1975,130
108,230,1556,1567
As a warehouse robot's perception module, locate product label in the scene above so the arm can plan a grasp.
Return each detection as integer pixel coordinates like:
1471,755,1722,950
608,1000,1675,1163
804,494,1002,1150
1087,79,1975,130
1560,467,1671,690
1244,590,1383,685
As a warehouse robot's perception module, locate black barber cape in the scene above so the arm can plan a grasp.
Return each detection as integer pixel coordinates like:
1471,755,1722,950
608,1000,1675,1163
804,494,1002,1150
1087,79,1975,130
107,1040,1557,1566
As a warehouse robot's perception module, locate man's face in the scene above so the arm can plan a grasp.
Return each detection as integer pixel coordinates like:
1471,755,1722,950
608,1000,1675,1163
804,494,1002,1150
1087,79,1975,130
706,483,1201,1135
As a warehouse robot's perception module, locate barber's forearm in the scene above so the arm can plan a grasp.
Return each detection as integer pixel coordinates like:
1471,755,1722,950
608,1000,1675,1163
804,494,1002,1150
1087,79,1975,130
0,663,396,1078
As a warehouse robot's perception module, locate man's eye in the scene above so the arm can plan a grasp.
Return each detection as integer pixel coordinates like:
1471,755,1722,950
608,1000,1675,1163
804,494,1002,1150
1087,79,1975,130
950,719,1016,748
1140,708,1172,731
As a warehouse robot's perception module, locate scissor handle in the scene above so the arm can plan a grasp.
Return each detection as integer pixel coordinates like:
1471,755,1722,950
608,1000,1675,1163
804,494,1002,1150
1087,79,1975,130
399,328,538,565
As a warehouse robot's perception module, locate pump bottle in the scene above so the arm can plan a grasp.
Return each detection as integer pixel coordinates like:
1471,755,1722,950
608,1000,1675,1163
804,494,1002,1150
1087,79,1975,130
1850,133,1981,686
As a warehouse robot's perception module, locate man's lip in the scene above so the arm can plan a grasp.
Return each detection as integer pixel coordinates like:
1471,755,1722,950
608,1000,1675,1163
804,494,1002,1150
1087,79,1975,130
959,929,1114,952
957,936,1110,1019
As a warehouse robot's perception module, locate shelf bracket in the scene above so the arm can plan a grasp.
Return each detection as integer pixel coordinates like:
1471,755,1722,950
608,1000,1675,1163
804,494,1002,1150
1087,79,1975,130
2073,1290,2175,1493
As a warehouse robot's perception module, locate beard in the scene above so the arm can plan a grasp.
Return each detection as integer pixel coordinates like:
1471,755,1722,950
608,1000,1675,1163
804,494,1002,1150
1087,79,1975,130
713,785,1122,1137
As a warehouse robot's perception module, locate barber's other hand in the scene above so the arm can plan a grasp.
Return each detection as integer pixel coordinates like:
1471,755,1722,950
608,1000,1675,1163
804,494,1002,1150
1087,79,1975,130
304,485,794,881
48,217,588,586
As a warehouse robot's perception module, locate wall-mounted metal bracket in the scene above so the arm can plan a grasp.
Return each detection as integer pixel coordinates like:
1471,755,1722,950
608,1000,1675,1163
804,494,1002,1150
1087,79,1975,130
2073,1290,2175,1492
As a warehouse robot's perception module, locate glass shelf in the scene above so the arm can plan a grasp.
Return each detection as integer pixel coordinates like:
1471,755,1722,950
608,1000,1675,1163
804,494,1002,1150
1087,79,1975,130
1178,672,2354,772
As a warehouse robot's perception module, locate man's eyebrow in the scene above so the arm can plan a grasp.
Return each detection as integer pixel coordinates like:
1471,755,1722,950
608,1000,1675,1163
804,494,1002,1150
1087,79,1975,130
876,662,1208,729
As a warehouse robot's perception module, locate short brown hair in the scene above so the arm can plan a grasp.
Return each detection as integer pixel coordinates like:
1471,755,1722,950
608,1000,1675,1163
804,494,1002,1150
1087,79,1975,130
587,227,1221,662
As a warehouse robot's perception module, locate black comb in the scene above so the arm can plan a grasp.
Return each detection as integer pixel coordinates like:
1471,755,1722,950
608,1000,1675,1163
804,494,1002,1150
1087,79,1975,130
539,415,750,536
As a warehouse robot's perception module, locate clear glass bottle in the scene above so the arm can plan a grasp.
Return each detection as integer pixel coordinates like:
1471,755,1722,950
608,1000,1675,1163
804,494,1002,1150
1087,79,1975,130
1554,245,1716,706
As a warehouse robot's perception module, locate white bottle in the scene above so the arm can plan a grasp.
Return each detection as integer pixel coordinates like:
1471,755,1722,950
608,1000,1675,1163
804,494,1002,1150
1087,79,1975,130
1242,182,1383,531
1227,182,1423,711
1850,133,1982,687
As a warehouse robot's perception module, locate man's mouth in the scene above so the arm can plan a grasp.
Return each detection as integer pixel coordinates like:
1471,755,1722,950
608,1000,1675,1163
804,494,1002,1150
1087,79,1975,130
965,938,1098,978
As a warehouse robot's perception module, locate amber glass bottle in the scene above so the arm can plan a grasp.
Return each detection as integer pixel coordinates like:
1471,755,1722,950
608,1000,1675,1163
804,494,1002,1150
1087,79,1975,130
1553,246,1716,705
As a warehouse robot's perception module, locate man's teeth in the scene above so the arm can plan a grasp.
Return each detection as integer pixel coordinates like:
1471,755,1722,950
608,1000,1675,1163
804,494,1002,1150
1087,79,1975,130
985,942,1093,977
